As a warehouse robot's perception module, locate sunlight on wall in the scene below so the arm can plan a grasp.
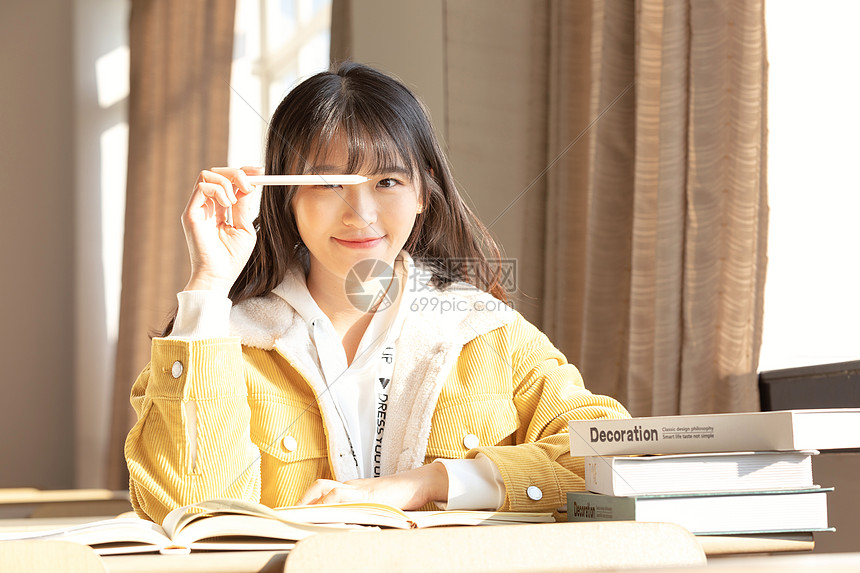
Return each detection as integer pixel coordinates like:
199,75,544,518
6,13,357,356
99,122,128,341
95,45,129,109
759,0,860,371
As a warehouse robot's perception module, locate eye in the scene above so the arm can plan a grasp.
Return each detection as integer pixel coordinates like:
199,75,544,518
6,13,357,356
377,178,401,189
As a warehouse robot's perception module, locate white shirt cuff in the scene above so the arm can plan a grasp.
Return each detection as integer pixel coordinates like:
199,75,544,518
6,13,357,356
169,291,233,339
433,454,506,511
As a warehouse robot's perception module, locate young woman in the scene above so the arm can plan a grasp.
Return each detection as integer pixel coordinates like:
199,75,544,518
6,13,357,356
125,61,630,524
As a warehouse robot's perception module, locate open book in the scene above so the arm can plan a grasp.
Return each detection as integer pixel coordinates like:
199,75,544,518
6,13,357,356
0,498,554,555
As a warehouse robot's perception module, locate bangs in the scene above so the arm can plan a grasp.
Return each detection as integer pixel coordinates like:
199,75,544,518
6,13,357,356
292,99,422,179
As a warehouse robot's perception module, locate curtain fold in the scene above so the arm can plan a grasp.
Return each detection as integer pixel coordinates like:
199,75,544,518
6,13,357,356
107,0,236,489
678,1,769,413
362,0,768,417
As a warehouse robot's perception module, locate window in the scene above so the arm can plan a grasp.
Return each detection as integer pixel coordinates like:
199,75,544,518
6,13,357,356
229,0,332,167
758,0,860,371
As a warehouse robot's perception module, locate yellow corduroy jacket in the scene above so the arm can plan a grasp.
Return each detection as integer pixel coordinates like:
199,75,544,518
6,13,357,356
125,274,630,525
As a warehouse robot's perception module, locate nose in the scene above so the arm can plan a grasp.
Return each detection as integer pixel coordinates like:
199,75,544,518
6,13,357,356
341,184,377,228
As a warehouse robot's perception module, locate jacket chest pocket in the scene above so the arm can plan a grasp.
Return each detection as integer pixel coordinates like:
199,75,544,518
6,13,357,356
250,399,328,464
426,396,519,459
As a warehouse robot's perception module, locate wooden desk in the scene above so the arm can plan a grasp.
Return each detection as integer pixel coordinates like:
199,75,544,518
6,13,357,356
661,552,860,572
96,545,860,573
103,551,288,573
3,520,707,573
0,488,132,518
3,517,845,573
5,544,859,573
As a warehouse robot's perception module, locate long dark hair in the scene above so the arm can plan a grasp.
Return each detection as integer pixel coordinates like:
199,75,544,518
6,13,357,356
162,61,506,336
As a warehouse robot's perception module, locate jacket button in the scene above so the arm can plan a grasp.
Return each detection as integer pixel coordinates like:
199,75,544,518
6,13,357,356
171,361,183,378
526,486,543,501
282,435,298,452
463,433,480,449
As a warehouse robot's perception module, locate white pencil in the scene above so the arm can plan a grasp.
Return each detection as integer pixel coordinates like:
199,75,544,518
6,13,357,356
246,175,368,186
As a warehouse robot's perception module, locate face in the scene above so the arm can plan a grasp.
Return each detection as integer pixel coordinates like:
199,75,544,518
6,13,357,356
291,139,423,289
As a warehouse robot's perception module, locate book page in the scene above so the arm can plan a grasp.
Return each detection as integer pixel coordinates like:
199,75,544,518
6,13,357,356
170,514,353,549
162,498,284,538
0,517,170,554
274,502,414,529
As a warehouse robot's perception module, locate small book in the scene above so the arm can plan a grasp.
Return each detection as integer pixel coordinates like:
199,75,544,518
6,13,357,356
566,487,833,535
569,408,860,456
0,498,554,556
584,450,816,496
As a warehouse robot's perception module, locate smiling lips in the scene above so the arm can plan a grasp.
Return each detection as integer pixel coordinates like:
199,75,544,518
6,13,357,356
333,236,385,249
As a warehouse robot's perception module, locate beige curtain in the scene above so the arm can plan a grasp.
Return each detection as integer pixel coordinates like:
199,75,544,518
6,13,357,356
107,0,236,489
566,0,768,416
335,0,768,417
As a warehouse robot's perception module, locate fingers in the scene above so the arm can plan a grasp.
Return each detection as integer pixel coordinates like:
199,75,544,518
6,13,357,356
297,479,360,506
232,194,262,233
297,479,340,505
194,183,233,215
241,165,264,177
203,170,239,204
183,171,235,230
297,469,438,509
318,485,365,505
232,168,264,232
184,167,264,230
211,166,259,198
211,167,264,231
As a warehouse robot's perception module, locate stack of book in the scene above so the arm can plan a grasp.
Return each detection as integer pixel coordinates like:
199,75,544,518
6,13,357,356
567,409,860,547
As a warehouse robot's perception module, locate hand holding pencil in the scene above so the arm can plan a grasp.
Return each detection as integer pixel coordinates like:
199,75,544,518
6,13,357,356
180,168,366,296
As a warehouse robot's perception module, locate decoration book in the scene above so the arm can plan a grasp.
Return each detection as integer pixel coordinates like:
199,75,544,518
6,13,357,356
569,408,860,456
